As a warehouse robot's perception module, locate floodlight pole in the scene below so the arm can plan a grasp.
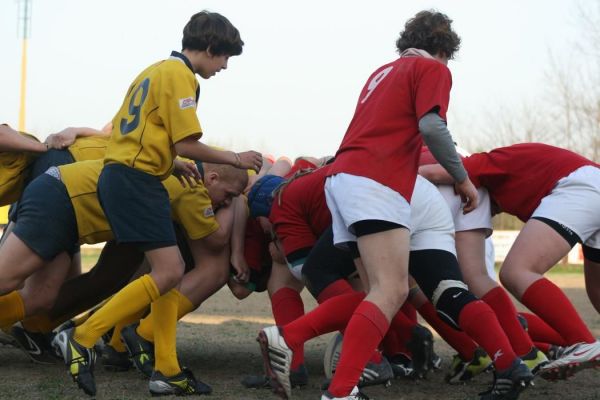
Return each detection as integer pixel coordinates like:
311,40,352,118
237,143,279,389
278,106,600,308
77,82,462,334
17,0,32,131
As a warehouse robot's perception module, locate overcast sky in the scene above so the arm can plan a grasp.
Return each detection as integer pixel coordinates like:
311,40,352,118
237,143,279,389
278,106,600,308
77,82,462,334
0,0,585,160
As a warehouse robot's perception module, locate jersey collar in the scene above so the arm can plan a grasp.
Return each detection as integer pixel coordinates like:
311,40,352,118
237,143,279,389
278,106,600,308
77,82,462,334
195,161,205,181
170,51,200,102
169,51,194,73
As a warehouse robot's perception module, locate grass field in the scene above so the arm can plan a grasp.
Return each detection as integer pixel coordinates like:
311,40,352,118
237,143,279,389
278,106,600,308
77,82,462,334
1,253,598,399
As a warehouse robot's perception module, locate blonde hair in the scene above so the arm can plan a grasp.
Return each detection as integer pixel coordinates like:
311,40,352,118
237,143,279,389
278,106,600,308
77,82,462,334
204,162,248,190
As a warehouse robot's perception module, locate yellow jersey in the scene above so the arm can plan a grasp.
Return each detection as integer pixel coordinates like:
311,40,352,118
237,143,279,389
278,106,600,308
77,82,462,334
68,135,109,162
59,159,218,244
104,52,202,180
0,132,40,206
164,177,219,240
59,160,113,244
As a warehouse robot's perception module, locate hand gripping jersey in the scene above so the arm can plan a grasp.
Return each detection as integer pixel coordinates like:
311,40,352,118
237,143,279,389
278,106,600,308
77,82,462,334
0,135,108,207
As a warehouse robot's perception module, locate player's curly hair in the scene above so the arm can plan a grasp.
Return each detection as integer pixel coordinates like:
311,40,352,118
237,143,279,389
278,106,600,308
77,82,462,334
182,11,244,56
396,10,461,59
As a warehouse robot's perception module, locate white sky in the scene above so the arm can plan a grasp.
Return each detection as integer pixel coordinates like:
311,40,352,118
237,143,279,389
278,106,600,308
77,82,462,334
0,0,584,160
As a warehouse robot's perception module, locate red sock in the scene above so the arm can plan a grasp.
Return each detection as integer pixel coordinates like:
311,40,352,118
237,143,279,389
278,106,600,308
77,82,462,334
401,302,417,324
388,308,416,353
328,301,389,398
534,341,552,353
482,287,533,356
381,329,404,357
459,300,517,371
283,292,365,352
521,278,594,344
521,312,567,346
418,301,477,360
271,287,305,369
317,279,355,304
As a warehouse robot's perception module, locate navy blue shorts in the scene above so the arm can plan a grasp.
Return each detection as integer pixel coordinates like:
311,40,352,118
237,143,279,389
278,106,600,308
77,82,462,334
27,149,75,185
9,148,75,223
98,164,176,251
12,173,79,261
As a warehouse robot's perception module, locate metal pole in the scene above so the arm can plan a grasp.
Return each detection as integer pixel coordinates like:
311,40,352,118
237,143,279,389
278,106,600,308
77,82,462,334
17,0,32,132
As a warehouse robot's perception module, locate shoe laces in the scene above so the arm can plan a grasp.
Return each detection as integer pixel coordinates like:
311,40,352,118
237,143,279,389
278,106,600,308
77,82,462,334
352,390,370,400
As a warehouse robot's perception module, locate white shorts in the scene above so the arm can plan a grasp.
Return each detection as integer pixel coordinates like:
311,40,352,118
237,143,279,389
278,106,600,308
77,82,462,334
324,173,411,248
531,166,600,249
410,177,456,255
485,237,497,280
437,185,493,237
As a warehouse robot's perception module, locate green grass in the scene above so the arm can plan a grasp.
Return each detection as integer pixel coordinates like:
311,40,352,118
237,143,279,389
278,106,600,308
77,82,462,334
81,248,102,271
495,262,583,275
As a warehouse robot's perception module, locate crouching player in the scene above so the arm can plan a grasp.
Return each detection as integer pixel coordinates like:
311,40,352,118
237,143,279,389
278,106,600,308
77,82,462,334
256,173,534,400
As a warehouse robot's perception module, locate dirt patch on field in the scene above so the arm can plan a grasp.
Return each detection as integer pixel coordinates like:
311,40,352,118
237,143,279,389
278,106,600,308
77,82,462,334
1,273,599,399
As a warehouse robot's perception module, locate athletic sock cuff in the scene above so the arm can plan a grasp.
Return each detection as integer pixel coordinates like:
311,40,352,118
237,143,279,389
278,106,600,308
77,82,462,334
354,301,389,338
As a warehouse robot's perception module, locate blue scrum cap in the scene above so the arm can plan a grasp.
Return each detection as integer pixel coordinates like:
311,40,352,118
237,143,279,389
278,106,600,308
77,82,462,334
247,174,285,218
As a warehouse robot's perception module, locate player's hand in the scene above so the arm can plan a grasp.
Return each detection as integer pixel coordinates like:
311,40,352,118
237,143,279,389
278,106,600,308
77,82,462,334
231,254,250,284
173,159,202,188
268,240,287,265
45,127,78,149
454,177,478,214
235,150,263,173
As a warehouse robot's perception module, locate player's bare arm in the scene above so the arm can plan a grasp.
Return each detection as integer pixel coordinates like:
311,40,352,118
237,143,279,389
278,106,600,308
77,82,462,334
0,124,47,153
45,126,109,149
174,136,262,172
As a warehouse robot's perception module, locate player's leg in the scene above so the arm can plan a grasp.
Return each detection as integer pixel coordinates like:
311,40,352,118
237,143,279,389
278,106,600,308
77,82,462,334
457,229,545,372
500,220,596,351
411,249,533,398
507,221,600,380
583,247,600,315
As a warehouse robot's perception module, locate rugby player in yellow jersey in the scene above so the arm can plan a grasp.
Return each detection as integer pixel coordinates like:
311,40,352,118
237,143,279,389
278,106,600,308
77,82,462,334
49,11,261,396
0,158,247,387
0,123,108,208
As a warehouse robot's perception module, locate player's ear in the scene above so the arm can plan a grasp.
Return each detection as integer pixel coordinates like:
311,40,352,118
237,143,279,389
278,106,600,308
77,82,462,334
206,46,214,57
206,171,219,185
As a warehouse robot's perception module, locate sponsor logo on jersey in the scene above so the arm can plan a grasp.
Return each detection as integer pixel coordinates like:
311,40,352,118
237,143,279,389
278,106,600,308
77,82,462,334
203,207,214,217
179,97,196,110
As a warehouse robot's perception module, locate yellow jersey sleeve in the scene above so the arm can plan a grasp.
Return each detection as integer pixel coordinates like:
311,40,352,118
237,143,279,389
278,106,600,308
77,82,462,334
157,63,203,145
163,176,219,240
104,59,202,180
59,160,113,244
0,132,40,206
67,135,109,161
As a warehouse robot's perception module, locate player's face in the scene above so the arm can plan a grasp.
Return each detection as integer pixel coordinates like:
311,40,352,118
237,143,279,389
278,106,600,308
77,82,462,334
207,178,242,209
198,54,230,79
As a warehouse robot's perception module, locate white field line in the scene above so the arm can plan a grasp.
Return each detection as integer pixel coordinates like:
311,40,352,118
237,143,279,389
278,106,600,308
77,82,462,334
181,314,275,325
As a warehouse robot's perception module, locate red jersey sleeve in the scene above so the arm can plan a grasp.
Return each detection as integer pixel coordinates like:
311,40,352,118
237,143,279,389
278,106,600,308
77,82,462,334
461,153,491,188
414,60,452,121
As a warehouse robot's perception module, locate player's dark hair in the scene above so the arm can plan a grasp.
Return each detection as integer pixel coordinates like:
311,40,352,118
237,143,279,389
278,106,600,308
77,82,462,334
182,11,244,56
396,10,461,59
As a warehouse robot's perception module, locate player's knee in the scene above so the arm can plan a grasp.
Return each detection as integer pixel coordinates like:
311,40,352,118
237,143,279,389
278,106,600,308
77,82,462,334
498,266,517,292
432,279,477,329
153,259,185,292
0,278,23,296
375,282,408,310
21,290,56,314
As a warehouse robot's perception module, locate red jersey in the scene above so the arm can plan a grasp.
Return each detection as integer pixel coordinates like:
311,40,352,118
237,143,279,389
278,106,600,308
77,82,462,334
269,165,332,256
329,57,452,201
285,159,317,178
462,143,598,221
419,145,465,166
243,217,271,271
